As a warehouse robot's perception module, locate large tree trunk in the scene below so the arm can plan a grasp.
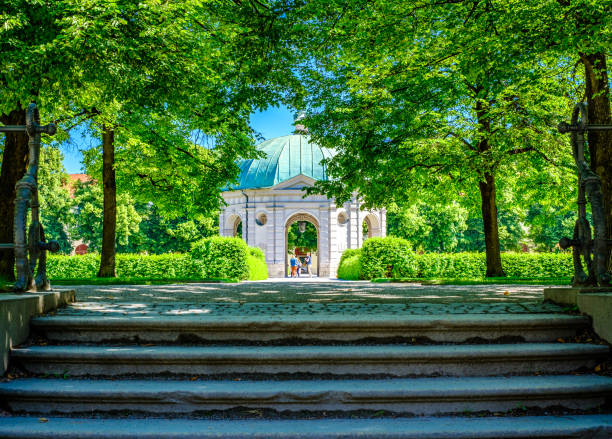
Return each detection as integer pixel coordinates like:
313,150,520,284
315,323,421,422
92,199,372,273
97,125,117,277
581,52,612,264
0,107,28,281
474,94,506,277
479,172,506,277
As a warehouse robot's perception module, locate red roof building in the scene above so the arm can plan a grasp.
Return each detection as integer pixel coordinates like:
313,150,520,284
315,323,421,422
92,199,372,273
67,174,92,198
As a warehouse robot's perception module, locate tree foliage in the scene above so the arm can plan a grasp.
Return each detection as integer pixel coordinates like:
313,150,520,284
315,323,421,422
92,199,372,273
0,0,294,277
270,0,601,276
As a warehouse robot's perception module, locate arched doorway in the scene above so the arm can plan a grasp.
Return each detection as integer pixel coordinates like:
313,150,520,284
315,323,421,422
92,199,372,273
227,214,242,238
363,213,381,240
285,213,320,277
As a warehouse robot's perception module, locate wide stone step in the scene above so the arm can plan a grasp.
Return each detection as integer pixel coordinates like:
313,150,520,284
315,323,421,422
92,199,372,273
2,375,611,415
30,313,590,343
1,415,612,439
10,343,609,377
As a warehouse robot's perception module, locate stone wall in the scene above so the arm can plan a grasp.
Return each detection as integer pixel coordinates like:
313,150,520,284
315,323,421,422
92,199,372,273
1,290,75,374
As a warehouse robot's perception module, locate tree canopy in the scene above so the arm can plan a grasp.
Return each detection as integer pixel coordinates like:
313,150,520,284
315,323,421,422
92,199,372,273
268,0,608,275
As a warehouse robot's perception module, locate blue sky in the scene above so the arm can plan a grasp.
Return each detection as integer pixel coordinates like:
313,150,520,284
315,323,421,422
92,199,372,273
61,104,296,174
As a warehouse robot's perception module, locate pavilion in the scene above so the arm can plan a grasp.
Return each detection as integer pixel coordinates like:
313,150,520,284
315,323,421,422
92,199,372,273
220,133,386,277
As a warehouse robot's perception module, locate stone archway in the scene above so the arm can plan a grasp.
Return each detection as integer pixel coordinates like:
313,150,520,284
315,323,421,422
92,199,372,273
363,213,382,239
285,213,320,277
226,214,242,238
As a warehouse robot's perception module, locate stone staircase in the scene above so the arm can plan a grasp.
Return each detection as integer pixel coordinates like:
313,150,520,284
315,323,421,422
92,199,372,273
1,300,612,438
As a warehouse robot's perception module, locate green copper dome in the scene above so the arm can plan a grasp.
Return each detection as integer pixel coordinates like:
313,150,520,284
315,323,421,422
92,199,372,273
226,134,334,191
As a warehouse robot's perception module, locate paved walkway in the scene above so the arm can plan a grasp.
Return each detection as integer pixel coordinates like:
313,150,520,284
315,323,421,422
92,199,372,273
53,280,565,318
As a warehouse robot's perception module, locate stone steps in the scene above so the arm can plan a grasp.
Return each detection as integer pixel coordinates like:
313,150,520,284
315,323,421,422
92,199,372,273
10,343,608,377
30,313,590,343
2,375,612,415
3,291,612,437
1,415,612,439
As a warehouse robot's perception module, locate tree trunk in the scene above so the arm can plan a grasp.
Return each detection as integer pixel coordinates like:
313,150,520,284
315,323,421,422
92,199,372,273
97,125,117,278
0,107,28,281
474,94,506,277
581,52,612,263
479,172,506,277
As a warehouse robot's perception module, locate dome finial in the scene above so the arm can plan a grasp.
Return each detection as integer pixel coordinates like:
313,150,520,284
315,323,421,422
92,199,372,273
293,112,308,134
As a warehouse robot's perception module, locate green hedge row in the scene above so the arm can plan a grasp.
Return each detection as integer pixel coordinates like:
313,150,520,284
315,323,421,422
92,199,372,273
47,237,268,281
337,238,573,280
414,252,572,278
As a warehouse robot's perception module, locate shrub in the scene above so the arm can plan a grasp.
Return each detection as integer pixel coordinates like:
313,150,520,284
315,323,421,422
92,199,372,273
247,254,268,280
249,246,266,262
337,254,361,280
337,248,362,280
360,237,418,279
340,248,361,261
191,236,250,280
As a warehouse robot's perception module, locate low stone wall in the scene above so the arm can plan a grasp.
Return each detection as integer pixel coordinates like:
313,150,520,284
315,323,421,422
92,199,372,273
1,290,75,374
544,287,612,344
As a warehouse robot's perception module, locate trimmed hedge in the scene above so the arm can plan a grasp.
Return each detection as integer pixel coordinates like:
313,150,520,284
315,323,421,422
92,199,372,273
413,253,573,279
47,253,200,279
337,238,573,280
46,237,268,281
360,237,419,279
501,253,572,278
191,236,250,280
415,253,485,278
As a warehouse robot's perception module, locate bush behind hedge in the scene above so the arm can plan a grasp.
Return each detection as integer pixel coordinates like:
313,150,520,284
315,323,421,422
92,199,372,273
47,237,268,281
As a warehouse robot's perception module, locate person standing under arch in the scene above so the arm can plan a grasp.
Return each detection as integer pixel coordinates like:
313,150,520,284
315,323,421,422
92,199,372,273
290,254,298,278
305,254,312,277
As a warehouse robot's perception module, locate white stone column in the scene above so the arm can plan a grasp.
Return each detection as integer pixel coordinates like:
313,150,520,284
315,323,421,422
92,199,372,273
262,204,279,277
327,203,340,278
380,208,387,237
347,199,359,249
218,210,227,237
318,207,330,277
273,206,286,277
245,195,256,246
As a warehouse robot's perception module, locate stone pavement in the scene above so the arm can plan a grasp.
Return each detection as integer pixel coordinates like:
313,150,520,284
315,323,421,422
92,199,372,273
51,280,565,318
62,279,555,303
